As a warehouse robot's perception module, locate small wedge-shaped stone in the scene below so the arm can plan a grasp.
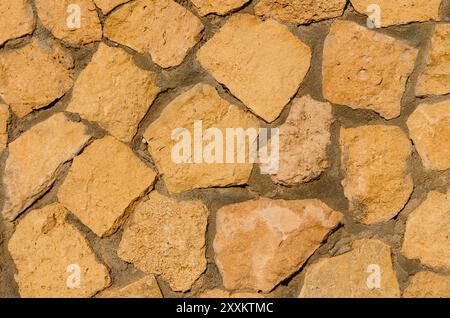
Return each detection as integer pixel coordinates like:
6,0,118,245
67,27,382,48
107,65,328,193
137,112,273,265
8,204,110,298
214,198,343,292
350,0,442,27
99,276,162,298
143,84,258,194
407,101,450,171
67,44,160,142
323,21,418,119
255,0,347,25
0,39,74,118
300,239,400,297
94,0,130,14
35,0,102,45
0,0,35,46
2,113,91,221
104,0,203,68
191,0,249,15
402,189,450,269
0,104,9,151
417,24,450,97
271,95,334,185
340,125,413,224
58,136,157,237
118,192,208,292
404,272,450,298
197,14,311,122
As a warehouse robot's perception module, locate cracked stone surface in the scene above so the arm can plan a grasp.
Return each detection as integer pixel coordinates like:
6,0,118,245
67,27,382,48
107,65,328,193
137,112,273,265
404,272,450,298
191,0,250,16
99,276,162,298
0,0,35,46
94,0,131,14
0,104,9,151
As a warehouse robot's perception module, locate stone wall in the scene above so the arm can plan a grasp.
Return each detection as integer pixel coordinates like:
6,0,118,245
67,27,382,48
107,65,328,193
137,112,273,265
0,0,449,298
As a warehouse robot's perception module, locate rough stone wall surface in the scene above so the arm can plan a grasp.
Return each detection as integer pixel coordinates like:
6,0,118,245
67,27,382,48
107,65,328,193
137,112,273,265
0,0,449,298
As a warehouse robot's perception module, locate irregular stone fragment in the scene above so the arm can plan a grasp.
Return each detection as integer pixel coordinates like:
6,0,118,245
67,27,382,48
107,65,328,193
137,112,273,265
417,24,450,97
271,95,334,185
58,136,157,237
94,0,130,14
99,276,162,298
402,189,450,269
407,101,450,171
323,21,418,119
67,44,160,142
255,0,347,25
300,239,400,297
0,39,74,118
197,289,262,298
143,84,258,194
0,104,9,151
2,113,91,221
197,14,311,122
350,0,442,27
340,125,413,224
35,0,102,45
404,272,450,298
8,204,110,298
0,0,35,46
214,198,343,292
104,0,203,68
118,192,208,292
191,0,249,15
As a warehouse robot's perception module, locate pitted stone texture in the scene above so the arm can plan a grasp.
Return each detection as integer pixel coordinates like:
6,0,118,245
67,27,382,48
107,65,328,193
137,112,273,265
0,0,35,46
198,289,262,298
300,239,400,298
0,104,9,151
35,0,102,45
118,192,208,292
271,95,334,185
191,0,250,15
407,101,450,171
0,39,74,118
255,0,346,25
99,276,162,298
94,0,130,14
214,198,343,292
8,204,110,298
323,21,418,119
350,0,442,27
143,84,258,194
58,136,157,237
67,44,160,142
340,125,413,224
2,114,91,221
402,189,450,269
417,24,450,97
197,14,311,123
404,272,450,298
104,0,203,68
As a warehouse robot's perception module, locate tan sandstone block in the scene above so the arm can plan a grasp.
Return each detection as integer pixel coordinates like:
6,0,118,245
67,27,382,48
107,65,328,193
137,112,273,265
0,0,35,46
350,0,442,27
197,14,311,123
8,204,110,298
94,0,130,14
58,136,157,237
340,125,413,224
0,104,9,151
323,21,418,119
417,24,450,97
0,39,74,118
118,192,208,292
300,239,400,298
2,113,91,221
271,95,334,185
255,0,346,25
104,0,203,68
99,276,162,298
404,272,450,298
407,101,450,171
402,189,450,269
191,0,249,16
67,44,160,142
197,289,262,298
35,0,102,45
143,83,258,194
214,198,343,292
